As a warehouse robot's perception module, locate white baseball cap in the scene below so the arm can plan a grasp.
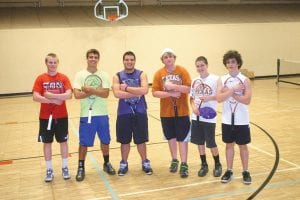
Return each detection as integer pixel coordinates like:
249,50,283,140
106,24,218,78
161,48,176,57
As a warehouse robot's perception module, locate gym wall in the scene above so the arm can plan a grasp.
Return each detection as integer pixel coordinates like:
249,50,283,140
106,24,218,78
0,22,299,94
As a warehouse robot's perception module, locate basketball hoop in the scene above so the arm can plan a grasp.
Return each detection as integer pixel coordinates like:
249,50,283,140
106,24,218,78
94,0,128,22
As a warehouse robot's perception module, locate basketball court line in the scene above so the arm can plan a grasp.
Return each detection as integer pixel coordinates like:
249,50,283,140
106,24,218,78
190,179,300,200
250,108,300,116
253,96,300,108
87,166,300,200
248,143,300,168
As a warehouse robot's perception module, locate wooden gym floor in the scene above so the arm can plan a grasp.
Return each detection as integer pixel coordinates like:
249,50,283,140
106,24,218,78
0,78,300,199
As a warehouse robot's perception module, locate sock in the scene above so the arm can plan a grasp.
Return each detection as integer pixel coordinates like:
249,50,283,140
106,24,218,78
62,158,68,169
78,160,85,169
46,160,52,170
200,155,207,165
181,162,187,166
213,155,220,166
103,155,109,165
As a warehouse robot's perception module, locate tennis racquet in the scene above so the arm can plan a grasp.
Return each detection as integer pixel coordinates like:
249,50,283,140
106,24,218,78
84,74,102,124
224,76,245,128
123,78,141,114
44,80,65,130
191,78,216,120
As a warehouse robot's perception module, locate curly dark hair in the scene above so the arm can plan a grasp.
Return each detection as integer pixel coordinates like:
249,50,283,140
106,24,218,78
223,50,243,69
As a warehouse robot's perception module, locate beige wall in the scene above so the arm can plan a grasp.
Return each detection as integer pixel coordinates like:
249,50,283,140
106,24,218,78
0,22,299,94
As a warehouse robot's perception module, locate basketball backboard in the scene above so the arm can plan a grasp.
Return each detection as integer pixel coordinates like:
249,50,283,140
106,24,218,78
94,0,128,22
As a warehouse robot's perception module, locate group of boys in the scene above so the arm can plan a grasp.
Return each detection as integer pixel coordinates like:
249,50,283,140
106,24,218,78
32,48,252,185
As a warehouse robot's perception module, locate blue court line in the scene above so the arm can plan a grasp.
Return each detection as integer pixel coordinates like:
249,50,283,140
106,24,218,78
190,179,300,200
69,119,120,200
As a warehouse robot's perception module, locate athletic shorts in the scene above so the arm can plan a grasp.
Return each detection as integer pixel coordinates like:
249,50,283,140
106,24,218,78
79,115,110,147
222,123,251,145
191,120,217,148
116,113,148,144
38,118,68,143
161,116,190,142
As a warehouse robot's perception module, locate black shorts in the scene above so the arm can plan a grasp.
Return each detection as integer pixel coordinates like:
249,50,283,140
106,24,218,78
38,118,68,143
222,123,251,145
161,116,190,142
116,113,148,144
191,120,217,148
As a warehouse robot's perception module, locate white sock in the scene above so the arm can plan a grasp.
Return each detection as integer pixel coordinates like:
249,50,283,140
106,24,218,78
46,160,52,170
62,158,68,168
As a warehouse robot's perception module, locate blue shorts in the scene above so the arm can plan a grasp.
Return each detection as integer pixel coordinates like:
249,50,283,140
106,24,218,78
79,115,111,147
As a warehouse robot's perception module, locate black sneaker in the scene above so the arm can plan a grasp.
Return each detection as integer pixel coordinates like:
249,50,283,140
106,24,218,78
103,162,116,175
242,171,252,185
169,159,179,173
221,170,233,183
179,163,189,178
213,163,222,177
198,164,208,177
76,167,85,182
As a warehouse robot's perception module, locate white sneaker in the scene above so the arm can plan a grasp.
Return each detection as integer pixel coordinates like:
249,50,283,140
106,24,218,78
62,167,71,180
45,169,54,182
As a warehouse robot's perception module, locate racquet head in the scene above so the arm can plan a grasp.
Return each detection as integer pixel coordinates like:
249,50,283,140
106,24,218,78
224,76,244,104
84,74,102,99
191,78,205,107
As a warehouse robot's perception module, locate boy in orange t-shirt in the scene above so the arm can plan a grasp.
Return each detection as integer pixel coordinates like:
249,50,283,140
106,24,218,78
152,48,191,178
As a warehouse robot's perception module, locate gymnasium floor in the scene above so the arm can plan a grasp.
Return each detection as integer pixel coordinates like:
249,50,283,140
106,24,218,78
0,78,300,199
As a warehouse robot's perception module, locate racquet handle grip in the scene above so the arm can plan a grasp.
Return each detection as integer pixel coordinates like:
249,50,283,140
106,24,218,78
47,114,53,130
231,113,235,126
88,109,92,124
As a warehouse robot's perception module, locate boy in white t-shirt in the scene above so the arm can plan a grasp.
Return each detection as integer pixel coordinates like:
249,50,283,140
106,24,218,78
190,56,222,177
216,50,252,185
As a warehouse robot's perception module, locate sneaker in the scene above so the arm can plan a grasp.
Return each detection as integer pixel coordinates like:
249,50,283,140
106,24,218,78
169,159,179,173
76,167,85,182
45,169,54,182
198,164,208,177
103,162,116,175
221,170,233,183
62,167,71,180
179,163,189,178
242,171,252,185
213,163,222,177
142,159,153,175
118,160,128,176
